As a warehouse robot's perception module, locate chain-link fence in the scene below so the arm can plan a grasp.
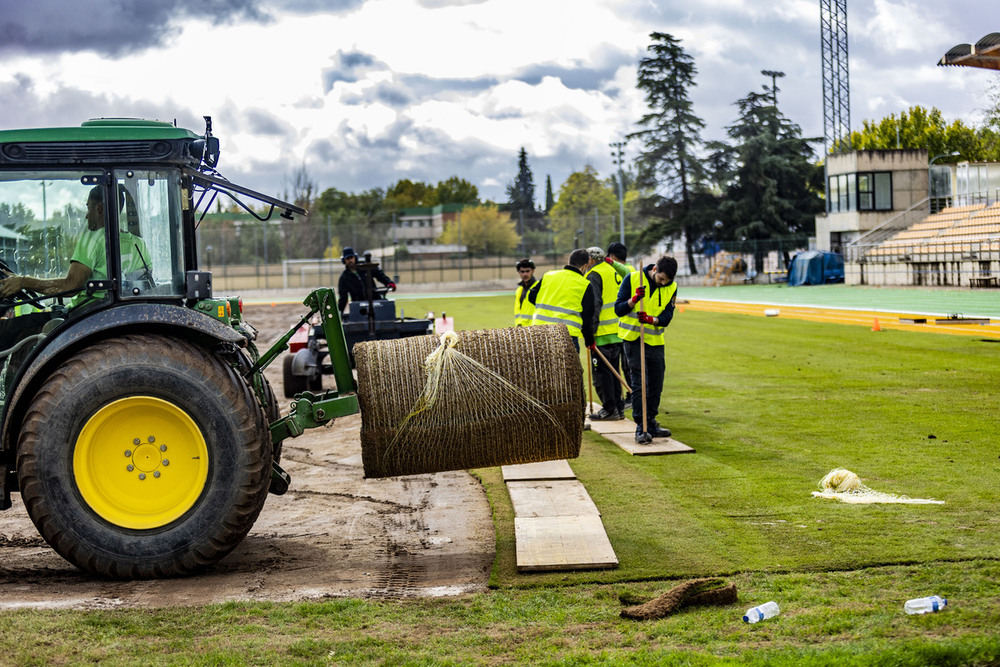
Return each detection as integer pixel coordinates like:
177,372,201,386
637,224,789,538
195,214,640,292
195,214,811,292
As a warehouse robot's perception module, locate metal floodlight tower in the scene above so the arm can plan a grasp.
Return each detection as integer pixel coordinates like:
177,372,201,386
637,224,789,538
820,0,851,155
610,140,627,244
761,69,786,105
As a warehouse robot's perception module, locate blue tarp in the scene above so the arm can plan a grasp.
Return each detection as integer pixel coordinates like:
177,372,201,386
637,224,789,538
787,250,844,286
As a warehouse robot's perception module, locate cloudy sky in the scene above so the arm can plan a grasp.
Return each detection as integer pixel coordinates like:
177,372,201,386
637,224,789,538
0,0,996,204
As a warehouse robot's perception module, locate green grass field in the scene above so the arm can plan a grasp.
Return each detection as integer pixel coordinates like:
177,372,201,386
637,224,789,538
2,293,999,665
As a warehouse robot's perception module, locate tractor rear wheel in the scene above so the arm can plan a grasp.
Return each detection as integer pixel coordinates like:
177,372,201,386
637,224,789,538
282,354,307,398
16,334,271,578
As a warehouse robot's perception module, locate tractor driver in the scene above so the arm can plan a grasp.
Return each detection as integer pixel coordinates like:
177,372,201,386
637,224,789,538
0,186,150,347
337,246,395,315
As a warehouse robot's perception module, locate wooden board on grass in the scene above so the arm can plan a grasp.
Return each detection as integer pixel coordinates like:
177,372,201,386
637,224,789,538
501,459,576,482
587,418,638,435
514,515,618,571
507,480,601,518
600,431,696,456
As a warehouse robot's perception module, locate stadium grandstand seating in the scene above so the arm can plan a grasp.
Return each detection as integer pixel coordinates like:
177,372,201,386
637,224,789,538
849,202,1000,286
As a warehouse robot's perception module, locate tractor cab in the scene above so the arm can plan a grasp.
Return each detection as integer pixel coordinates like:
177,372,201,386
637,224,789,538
0,118,303,410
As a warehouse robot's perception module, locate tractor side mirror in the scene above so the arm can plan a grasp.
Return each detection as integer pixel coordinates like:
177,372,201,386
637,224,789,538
190,137,220,168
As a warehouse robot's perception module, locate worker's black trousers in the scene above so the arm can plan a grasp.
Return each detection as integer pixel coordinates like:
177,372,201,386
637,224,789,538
623,339,665,430
592,341,625,414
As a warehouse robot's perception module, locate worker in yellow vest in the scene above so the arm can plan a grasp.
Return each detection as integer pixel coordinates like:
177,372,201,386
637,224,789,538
607,242,633,404
584,245,631,420
528,248,597,351
513,258,538,326
615,256,678,444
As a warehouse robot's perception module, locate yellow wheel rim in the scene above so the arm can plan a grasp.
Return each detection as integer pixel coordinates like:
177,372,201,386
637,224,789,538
73,396,209,530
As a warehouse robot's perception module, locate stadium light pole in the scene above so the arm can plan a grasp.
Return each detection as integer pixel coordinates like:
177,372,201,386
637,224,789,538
929,151,961,211
761,69,785,105
610,140,626,244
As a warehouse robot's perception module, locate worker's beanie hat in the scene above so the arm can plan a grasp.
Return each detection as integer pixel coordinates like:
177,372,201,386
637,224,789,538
607,242,627,261
587,246,605,263
341,246,358,263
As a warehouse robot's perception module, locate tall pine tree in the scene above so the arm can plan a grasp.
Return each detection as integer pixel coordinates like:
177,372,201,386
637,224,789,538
505,147,545,232
719,90,823,268
506,147,535,213
629,32,714,273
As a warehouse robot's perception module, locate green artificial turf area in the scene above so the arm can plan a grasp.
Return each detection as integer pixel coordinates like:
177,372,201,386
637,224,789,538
3,292,999,666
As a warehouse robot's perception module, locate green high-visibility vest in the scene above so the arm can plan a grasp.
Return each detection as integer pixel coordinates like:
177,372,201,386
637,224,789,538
531,268,589,338
586,261,623,338
618,269,677,346
514,278,538,326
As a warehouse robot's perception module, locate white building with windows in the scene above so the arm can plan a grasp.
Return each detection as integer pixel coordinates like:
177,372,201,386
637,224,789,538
371,203,468,258
815,149,929,255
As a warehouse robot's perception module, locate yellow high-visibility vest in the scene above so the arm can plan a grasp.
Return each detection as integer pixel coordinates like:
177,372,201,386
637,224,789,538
514,278,538,326
531,268,589,338
586,261,623,338
618,269,677,346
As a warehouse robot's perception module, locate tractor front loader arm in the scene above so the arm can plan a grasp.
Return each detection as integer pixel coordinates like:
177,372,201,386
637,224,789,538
256,287,360,440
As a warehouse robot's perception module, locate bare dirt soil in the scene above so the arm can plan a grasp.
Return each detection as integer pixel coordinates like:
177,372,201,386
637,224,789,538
0,302,495,610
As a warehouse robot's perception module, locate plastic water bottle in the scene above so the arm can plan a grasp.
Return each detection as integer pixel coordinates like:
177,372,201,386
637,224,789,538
743,601,780,623
904,596,948,615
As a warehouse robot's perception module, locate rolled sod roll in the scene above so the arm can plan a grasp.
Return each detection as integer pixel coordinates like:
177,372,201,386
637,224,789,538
354,324,584,478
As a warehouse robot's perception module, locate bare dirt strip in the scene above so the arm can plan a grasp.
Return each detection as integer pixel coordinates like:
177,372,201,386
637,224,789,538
0,303,495,610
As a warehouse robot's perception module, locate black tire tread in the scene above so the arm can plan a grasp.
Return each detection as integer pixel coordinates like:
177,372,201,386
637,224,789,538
17,334,270,578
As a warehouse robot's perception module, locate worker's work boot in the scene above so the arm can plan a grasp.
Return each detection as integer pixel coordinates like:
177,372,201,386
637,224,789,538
634,424,652,444
648,422,672,439
589,407,618,421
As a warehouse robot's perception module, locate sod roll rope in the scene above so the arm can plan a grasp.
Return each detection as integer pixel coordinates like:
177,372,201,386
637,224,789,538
811,467,945,504
355,324,584,478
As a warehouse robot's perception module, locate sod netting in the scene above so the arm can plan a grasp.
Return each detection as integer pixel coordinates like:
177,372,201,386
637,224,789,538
480,308,1000,586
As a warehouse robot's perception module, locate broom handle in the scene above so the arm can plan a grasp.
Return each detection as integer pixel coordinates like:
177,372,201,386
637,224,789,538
587,346,594,413
638,264,648,432
592,345,630,392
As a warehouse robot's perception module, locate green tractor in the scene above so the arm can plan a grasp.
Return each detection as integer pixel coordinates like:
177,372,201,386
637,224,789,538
0,117,361,578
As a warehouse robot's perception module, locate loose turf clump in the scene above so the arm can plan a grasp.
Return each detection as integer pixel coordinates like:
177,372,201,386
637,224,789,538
620,577,737,620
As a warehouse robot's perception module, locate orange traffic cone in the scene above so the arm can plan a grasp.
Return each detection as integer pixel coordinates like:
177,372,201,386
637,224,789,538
679,306,685,314
872,318,881,332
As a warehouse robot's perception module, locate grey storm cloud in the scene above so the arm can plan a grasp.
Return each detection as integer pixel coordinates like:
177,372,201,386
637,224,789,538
270,0,364,12
243,108,296,138
0,0,272,56
332,65,499,108
0,74,205,131
322,50,384,90
511,45,636,92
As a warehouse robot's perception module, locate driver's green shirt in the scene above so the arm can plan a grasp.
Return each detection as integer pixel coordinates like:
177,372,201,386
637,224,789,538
70,228,151,307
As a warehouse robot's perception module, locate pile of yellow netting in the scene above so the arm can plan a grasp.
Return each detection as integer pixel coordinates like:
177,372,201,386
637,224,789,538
354,325,583,478
811,468,945,504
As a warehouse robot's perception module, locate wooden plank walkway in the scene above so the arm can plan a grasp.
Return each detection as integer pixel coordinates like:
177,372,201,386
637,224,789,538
585,402,696,456
502,460,618,572
501,459,575,481
506,480,601,518
514,516,618,571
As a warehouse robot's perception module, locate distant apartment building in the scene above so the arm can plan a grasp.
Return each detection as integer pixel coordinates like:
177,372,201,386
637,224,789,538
376,203,468,258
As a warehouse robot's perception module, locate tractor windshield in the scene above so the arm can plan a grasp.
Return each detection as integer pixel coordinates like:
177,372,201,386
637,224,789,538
0,169,186,309
0,170,111,310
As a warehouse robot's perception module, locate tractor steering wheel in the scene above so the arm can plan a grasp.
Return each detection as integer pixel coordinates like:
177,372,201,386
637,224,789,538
0,258,43,308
